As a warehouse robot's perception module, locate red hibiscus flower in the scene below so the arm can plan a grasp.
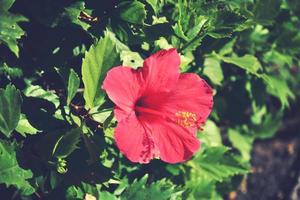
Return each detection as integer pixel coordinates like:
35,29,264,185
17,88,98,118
102,48,213,164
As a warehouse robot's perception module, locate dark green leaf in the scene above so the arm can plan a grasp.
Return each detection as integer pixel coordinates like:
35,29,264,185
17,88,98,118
64,1,91,30
0,140,35,195
52,128,82,159
67,69,80,105
0,85,22,137
253,0,281,25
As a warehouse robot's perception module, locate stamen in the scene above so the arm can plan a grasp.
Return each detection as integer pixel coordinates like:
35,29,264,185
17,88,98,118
175,111,198,128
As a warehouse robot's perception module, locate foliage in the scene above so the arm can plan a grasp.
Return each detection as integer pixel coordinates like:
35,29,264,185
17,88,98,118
0,0,299,199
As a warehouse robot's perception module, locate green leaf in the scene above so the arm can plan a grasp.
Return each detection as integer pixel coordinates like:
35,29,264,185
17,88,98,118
82,30,120,108
121,174,183,200
198,120,222,147
120,50,143,69
0,140,35,195
118,1,146,25
146,0,159,14
0,85,22,137
187,146,249,182
66,182,104,200
218,38,237,56
203,56,223,86
100,191,118,200
186,176,222,200
24,84,60,107
220,54,262,75
52,128,82,159
15,114,39,136
67,69,80,105
262,75,295,108
228,129,254,162
0,0,28,57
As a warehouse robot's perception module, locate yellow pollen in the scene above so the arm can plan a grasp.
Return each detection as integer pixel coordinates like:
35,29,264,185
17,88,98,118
175,111,198,127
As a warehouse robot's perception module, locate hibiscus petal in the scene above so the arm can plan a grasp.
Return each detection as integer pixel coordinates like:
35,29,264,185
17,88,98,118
102,66,144,118
114,113,158,163
150,121,200,163
163,73,214,130
142,48,180,93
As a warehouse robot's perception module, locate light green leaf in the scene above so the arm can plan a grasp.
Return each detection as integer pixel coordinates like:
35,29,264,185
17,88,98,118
221,54,262,75
118,1,146,25
0,85,22,137
91,108,113,124
0,62,23,78
262,75,295,108
0,13,28,57
121,50,143,69
218,38,237,56
198,120,222,147
52,128,82,159
0,140,35,195
100,191,118,200
82,30,120,108
0,0,28,57
121,174,183,200
24,84,60,107
146,0,159,14
228,129,254,161
67,69,80,105
203,56,223,86
187,146,249,182
15,114,39,136
186,176,222,200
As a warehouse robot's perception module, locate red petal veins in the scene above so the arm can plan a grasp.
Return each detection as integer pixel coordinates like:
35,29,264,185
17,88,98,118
150,120,201,163
114,113,159,163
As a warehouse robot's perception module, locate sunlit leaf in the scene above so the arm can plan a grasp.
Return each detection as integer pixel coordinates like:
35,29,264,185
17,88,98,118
220,54,262,75
228,129,254,161
187,146,249,182
15,114,39,136
203,56,223,86
118,1,146,25
0,0,28,57
82,30,120,108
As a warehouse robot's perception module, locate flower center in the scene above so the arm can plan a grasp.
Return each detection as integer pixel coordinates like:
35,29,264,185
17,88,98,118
135,105,199,128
